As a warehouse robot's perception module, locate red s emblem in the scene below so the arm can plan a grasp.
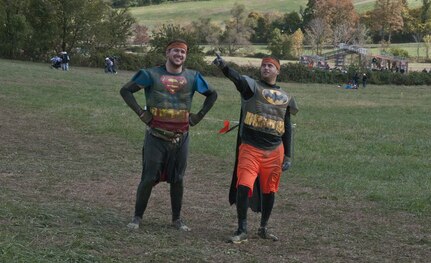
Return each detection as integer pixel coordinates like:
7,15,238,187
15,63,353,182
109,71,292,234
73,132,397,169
160,75,187,94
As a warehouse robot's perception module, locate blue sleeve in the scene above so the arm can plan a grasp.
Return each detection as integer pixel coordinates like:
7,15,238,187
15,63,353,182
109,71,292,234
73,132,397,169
194,73,211,94
131,69,153,88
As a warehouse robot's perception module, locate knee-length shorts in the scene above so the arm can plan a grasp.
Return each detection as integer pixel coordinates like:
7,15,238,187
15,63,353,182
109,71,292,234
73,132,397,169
237,143,284,194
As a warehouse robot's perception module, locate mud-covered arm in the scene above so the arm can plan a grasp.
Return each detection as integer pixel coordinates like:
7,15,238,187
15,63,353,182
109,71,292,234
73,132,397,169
200,89,218,116
282,97,299,157
120,81,145,117
213,54,253,98
282,97,299,170
221,66,254,99
189,74,218,126
282,113,293,158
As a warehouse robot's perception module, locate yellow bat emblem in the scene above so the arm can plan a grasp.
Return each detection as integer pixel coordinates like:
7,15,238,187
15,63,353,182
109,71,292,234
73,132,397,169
261,89,288,105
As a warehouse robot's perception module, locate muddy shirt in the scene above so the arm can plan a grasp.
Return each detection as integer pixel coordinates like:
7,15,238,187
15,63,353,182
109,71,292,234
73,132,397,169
131,66,214,132
222,66,298,151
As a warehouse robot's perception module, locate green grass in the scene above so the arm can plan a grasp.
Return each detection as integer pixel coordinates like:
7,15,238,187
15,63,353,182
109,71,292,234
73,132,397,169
1,59,430,262
130,0,423,28
130,0,308,28
1,59,430,212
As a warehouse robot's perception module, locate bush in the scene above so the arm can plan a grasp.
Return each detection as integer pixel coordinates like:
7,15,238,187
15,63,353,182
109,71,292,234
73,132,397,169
389,47,409,59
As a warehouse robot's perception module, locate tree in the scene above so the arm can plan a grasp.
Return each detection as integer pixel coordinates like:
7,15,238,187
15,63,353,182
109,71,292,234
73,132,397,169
305,18,331,55
421,0,431,22
93,8,135,50
315,0,359,46
371,0,405,43
404,6,431,58
247,11,283,44
300,0,317,30
220,3,253,55
291,29,304,58
247,11,270,43
148,24,205,69
0,0,136,60
0,0,31,58
350,23,370,46
132,24,150,46
190,17,222,45
53,0,110,53
282,11,303,34
424,34,431,59
267,28,292,59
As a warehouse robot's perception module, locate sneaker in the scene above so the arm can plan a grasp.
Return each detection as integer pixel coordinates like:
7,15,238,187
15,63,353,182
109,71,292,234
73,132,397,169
172,218,191,231
127,216,141,229
229,231,248,244
257,227,279,241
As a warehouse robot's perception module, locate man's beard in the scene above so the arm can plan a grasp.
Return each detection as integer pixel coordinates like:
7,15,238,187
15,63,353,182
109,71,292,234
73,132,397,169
169,57,184,68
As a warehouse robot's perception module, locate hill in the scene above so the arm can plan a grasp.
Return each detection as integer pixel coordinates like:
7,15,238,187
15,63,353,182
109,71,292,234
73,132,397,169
129,0,422,28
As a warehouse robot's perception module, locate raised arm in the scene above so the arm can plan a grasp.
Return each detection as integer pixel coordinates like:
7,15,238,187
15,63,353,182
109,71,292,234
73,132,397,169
213,54,253,98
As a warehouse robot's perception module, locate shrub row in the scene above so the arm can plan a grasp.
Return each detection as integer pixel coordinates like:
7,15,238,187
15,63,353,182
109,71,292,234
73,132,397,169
72,52,431,86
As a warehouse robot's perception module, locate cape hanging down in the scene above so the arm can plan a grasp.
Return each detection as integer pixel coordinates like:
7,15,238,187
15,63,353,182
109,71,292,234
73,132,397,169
228,109,262,213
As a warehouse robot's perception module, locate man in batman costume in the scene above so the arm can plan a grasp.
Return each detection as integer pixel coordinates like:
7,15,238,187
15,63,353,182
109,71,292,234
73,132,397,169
214,54,298,243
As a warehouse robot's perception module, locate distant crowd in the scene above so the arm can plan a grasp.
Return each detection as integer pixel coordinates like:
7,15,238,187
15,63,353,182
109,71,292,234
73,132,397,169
50,53,118,74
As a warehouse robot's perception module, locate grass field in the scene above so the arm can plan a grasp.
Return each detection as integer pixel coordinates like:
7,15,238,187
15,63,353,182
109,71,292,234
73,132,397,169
1,59,430,262
130,0,423,28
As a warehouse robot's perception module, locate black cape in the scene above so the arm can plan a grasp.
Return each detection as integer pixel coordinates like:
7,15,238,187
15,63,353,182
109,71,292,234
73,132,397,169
228,109,262,213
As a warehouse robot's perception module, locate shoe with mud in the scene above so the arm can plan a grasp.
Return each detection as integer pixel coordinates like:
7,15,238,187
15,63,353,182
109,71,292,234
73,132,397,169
127,216,141,229
172,218,191,231
229,231,248,244
257,227,279,241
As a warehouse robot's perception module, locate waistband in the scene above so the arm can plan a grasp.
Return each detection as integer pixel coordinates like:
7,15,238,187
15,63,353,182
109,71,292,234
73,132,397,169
147,127,187,143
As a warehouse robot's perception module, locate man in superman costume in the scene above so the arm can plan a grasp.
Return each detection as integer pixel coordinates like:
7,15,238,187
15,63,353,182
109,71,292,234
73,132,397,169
214,54,298,243
120,40,217,231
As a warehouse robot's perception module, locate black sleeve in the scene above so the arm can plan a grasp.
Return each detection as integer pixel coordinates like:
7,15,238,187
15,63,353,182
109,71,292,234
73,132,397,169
222,66,254,99
282,96,299,157
119,81,144,116
282,112,292,158
196,88,218,117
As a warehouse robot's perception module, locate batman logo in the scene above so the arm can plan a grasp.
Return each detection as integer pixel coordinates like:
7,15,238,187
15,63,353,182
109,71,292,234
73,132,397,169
261,89,288,105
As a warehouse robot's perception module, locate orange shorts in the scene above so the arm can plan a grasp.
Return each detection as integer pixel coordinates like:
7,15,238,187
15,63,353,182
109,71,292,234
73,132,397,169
237,143,284,194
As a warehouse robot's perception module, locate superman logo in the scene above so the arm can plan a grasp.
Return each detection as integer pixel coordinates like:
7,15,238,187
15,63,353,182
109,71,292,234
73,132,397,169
261,89,288,105
160,75,187,94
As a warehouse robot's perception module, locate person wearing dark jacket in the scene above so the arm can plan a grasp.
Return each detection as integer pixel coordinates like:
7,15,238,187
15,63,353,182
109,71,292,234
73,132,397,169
362,73,368,88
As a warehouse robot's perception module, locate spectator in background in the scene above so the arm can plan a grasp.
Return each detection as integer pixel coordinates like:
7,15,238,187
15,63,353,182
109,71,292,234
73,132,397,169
50,55,62,69
362,73,368,88
352,72,359,88
105,57,114,73
60,51,70,71
110,56,118,74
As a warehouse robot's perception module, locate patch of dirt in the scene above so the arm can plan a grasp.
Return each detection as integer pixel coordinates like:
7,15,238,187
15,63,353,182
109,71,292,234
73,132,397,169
1,103,430,263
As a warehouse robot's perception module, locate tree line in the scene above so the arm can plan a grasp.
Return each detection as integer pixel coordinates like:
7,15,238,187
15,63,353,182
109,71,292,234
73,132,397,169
0,0,134,61
1,0,431,67
111,0,206,8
